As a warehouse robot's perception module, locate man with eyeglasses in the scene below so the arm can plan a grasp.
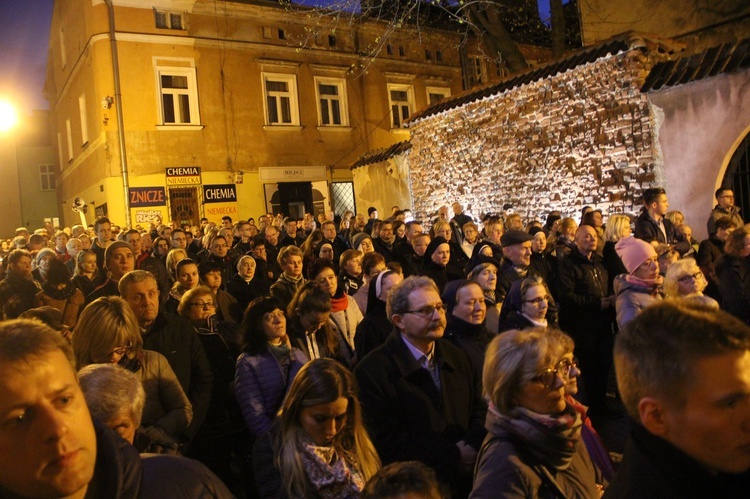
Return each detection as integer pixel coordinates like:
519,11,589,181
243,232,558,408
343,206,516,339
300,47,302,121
170,228,198,260
707,188,743,236
355,276,487,498
119,270,213,442
202,235,233,289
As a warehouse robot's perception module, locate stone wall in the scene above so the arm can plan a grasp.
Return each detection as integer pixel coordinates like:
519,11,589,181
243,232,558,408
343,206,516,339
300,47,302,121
407,47,663,225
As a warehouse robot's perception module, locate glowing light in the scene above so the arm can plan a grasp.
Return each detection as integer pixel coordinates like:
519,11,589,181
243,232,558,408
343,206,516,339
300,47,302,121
0,100,18,133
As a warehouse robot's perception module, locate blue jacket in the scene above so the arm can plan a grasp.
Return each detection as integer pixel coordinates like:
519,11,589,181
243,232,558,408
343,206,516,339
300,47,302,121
235,348,307,437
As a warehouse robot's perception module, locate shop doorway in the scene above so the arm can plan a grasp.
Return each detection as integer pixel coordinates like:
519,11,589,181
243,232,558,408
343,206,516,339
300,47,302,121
168,187,199,226
277,182,313,218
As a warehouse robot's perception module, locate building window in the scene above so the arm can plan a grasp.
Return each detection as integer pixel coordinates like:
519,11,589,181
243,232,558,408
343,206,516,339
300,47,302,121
386,45,393,55
262,73,299,126
278,28,286,40
156,66,200,125
155,10,185,30
425,50,432,60
426,86,451,106
328,35,337,47
39,164,55,191
65,119,73,161
468,56,485,86
398,46,405,57
315,77,348,126
436,50,442,61
387,84,414,129
78,93,88,146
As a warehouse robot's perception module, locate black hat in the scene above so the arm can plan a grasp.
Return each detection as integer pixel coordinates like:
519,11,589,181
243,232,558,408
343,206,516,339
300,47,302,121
501,229,533,247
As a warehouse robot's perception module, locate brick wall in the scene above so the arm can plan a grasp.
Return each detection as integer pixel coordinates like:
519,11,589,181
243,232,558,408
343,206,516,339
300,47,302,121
407,48,663,225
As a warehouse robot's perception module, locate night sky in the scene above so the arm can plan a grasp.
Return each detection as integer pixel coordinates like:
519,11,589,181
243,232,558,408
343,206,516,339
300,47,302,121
0,0,54,112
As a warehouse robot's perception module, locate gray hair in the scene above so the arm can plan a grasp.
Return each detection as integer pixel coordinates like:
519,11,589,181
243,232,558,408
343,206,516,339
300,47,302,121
386,276,439,319
278,245,303,266
118,269,157,297
78,363,146,427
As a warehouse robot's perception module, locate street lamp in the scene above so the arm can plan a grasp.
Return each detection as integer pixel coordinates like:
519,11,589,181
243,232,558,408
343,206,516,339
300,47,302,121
0,100,18,133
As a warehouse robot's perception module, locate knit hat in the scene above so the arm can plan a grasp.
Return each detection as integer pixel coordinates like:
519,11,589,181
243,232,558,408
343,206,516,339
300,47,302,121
501,229,533,248
35,248,56,265
424,236,449,263
104,241,134,264
615,236,657,274
351,232,372,251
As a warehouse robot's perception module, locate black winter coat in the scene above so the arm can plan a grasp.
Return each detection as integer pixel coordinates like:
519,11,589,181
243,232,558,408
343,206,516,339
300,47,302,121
354,331,487,496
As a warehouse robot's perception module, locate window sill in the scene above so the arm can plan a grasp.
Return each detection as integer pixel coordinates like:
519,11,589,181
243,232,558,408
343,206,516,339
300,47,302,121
156,124,204,131
262,125,303,131
317,126,352,132
389,128,410,135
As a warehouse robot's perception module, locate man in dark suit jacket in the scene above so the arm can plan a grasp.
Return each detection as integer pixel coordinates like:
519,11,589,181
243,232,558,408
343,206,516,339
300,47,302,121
354,276,486,498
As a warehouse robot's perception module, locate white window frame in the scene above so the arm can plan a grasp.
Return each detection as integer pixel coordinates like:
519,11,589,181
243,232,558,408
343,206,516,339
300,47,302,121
426,86,451,106
154,10,185,30
314,77,349,127
65,119,73,161
57,133,64,170
387,83,414,130
155,65,201,128
78,93,88,146
39,164,55,191
262,73,300,127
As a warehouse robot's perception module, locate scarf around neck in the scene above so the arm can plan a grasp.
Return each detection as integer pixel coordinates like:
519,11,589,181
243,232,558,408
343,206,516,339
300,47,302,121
486,402,582,470
299,435,364,498
624,273,664,292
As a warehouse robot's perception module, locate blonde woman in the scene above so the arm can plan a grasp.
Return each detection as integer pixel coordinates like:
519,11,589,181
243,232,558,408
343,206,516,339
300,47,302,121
73,296,192,445
602,213,632,291
165,248,188,284
253,358,380,498
664,258,719,309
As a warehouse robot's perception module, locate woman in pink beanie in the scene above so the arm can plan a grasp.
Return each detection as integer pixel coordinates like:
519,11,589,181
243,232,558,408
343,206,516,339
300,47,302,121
613,236,664,329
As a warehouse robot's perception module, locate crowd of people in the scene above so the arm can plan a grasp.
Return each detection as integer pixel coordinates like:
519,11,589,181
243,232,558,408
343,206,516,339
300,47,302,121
1,186,750,498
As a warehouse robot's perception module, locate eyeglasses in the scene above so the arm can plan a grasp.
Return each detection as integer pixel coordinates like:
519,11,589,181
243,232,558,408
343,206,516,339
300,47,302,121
109,344,132,358
523,295,550,306
190,300,216,309
403,303,446,318
678,271,703,284
531,357,577,388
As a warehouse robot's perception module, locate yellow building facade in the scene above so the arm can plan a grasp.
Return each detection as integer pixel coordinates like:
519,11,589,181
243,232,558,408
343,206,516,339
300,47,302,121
46,0,464,228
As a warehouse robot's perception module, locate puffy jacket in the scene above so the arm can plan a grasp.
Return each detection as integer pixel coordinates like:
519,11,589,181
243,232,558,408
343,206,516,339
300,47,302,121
235,348,307,437
613,275,662,330
556,249,612,337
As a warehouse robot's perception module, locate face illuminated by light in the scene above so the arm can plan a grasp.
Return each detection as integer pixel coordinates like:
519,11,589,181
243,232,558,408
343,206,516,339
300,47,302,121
452,283,486,325
300,397,348,447
281,255,303,278
431,243,450,267
0,350,97,498
238,257,256,280
177,263,199,290
314,267,338,297
521,284,549,321
473,265,497,293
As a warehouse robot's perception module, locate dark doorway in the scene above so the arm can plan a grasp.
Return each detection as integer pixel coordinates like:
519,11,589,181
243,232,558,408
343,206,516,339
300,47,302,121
722,131,750,225
169,187,199,226
277,182,313,218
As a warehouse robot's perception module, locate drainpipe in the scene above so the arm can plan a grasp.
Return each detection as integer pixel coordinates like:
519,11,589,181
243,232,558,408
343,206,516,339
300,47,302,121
104,0,132,228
